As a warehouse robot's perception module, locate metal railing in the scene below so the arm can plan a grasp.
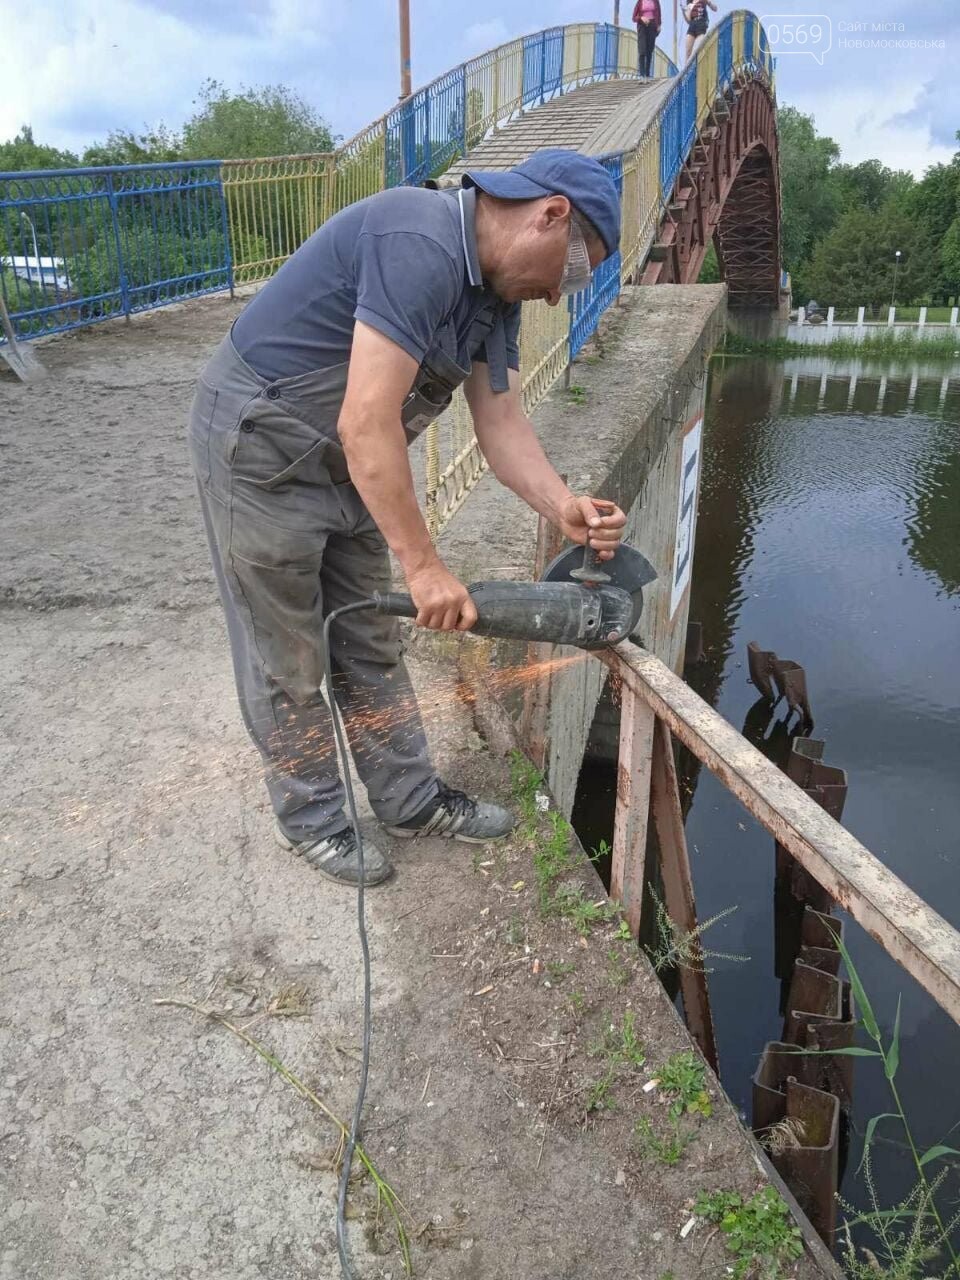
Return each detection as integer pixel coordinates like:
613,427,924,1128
424,11,774,534
0,162,231,337
1,16,775,535
223,23,678,287
600,642,960,1027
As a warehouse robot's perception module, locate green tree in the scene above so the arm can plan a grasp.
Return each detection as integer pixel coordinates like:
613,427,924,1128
776,106,840,274
832,158,913,214
0,125,78,172
180,80,336,160
805,205,937,308
942,218,960,295
906,133,960,302
698,243,720,283
81,126,182,167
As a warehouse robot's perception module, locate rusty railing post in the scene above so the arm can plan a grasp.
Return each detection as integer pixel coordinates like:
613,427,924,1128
519,488,566,771
650,717,720,1072
611,687,656,937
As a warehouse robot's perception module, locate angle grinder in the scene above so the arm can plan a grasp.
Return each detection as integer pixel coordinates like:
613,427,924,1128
372,541,657,649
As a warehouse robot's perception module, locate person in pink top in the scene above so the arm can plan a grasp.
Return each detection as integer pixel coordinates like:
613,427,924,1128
633,0,662,77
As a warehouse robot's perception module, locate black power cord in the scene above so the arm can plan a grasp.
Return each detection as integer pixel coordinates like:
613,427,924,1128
321,599,378,1280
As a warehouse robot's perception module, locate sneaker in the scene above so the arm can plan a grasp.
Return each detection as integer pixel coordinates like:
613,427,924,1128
274,821,394,887
385,782,516,844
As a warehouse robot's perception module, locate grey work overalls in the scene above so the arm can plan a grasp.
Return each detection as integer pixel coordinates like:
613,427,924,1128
188,192,509,841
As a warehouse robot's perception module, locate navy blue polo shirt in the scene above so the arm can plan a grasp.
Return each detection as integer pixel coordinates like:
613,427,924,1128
232,185,521,391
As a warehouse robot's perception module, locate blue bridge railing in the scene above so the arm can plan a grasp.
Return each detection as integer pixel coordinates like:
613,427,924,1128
0,162,231,339
1,14,773,352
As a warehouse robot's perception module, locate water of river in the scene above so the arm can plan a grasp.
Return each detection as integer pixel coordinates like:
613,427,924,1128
570,352,960,1246
681,355,960,1231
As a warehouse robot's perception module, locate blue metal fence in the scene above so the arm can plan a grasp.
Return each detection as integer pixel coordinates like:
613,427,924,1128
744,13,756,65
0,162,231,340
593,23,619,78
570,154,623,358
718,21,734,85
2,16,769,356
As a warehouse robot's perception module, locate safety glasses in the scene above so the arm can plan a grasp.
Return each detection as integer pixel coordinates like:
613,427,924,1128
558,214,593,297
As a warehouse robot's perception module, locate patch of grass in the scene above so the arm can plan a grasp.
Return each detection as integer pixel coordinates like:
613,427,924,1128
612,918,633,942
508,748,543,833
510,757,614,940
634,1052,711,1168
546,960,575,983
838,1147,959,1279
568,989,586,1015
634,1115,693,1166
794,914,960,1277
550,882,612,936
694,1186,804,1280
585,1068,616,1113
567,383,587,405
605,947,630,990
721,328,960,361
657,1050,712,1121
532,812,581,911
590,1009,645,1069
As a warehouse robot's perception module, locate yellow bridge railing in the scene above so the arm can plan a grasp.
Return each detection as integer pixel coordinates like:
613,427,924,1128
220,14,774,533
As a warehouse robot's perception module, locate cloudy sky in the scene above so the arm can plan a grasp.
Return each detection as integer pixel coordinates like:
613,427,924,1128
0,0,955,175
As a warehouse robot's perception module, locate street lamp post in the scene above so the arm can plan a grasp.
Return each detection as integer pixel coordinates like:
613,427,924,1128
673,0,679,65
891,249,902,311
398,0,411,99
20,211,41,286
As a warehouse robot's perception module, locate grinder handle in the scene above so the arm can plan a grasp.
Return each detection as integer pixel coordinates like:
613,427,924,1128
569,500,614,585
372,591,417,618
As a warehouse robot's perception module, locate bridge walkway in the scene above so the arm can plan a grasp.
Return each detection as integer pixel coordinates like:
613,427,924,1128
446,78,673,175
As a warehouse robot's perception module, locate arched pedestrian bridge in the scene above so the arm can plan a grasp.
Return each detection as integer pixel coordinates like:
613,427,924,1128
1,14,779,527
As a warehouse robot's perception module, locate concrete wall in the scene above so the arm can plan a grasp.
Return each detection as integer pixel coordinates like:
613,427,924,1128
439,284,727,816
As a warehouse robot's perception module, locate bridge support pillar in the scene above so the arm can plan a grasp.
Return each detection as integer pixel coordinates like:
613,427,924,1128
726,306,785,343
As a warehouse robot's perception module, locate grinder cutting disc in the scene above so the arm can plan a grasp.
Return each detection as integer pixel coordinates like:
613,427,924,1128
541,542,657,640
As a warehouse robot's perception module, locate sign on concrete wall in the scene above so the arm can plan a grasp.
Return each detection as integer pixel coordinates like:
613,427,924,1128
669,415,703,619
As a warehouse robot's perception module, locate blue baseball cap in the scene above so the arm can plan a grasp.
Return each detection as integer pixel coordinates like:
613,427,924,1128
462,149,621,259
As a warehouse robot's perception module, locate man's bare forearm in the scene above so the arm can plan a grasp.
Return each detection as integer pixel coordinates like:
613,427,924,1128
478,412,576,523
339,413,437,576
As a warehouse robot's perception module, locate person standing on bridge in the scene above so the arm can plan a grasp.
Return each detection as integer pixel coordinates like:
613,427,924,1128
187,149,627,888
684,0,718,62
633,0,662,77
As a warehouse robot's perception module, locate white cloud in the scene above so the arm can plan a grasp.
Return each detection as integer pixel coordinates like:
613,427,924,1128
463,20,511,54
0,0,335,155
785,81,957,176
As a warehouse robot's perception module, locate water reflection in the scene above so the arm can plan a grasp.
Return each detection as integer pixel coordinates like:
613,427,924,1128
684,355,960,1238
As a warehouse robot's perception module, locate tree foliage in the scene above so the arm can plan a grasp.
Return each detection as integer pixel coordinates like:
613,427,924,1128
180,80,336,160
776,106,840,271
2,82,336,173
82,127,182,167
774,111,959,306
0,125,78,172
805,206,936,309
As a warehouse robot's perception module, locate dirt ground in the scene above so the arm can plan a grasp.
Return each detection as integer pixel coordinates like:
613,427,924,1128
0,297,831,1279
